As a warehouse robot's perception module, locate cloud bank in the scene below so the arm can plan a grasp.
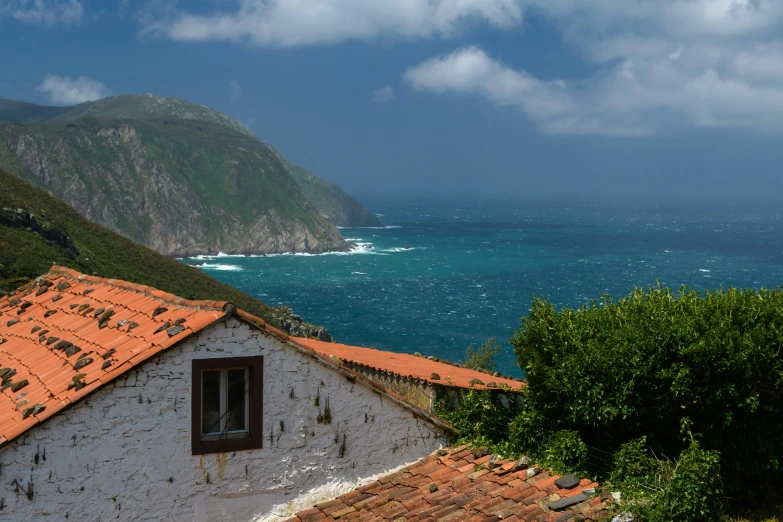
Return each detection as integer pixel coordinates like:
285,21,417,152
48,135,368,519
37,75,110,105
404,1,783,135
140,0,783,135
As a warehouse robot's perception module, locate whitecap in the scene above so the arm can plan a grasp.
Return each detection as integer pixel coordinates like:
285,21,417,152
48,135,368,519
196,263,243,271
699,269,711,272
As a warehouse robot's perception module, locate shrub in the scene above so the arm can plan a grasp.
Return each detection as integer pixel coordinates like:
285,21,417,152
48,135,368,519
437,389,511,447
541,430,588,476
463,337,502,371
511,285,783,500
609,434,723,522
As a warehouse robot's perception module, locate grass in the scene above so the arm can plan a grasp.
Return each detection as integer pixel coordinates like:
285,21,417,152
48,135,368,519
0,167,300,328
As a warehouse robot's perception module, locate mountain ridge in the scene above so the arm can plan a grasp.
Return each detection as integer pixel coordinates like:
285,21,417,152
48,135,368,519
0,94,380,254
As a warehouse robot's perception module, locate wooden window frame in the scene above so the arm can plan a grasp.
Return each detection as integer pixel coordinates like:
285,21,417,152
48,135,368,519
191,356,263,455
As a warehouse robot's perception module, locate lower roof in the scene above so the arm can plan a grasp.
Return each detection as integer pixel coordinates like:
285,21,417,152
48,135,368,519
285,445,608,522
293,338,525,391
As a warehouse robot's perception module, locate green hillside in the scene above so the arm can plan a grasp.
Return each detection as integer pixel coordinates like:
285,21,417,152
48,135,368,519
0,168,325,336
0,95,380,253
0,99,68,123
282,157,382,227
0,115,347,256
46,93,254,137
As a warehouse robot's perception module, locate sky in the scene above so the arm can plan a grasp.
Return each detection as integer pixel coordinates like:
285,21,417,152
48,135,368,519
1,0,783,200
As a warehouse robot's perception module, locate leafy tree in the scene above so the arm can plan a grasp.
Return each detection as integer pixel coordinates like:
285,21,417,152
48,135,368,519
463,337,502,371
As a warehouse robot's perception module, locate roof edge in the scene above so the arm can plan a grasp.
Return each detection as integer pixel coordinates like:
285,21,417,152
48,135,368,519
234,310,458,435
49,266,230,311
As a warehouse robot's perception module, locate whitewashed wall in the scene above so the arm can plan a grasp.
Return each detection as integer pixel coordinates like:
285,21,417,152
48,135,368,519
0,317,449,521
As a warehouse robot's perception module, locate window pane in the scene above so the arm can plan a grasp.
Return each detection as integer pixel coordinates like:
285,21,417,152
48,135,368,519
225,369,247,432
201,370,221,435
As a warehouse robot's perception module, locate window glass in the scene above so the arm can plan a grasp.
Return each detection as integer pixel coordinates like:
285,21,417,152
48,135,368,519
226,368,247,432
201,370,221,435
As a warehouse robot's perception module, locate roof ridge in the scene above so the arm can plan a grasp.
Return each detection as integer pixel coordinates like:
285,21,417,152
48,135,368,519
49,266,230,311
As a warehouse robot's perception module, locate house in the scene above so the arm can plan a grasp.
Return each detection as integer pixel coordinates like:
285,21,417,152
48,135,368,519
284,445,612,522
0,266,523,521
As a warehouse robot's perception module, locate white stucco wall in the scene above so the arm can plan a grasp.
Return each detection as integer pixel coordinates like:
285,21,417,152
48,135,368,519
0,317,449,521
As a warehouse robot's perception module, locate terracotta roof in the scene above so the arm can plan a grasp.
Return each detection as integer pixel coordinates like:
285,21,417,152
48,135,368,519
292,338,525,391
0,266,231,446
285,445,609,522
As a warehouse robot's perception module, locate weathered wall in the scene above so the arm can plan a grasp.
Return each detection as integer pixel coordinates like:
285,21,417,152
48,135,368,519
342,362,525,414
341,363,437,412
0,318,449,521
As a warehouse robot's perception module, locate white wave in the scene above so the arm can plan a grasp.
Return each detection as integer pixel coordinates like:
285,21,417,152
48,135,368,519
338,225,402,229
196,263,243,271
351,271,368,275
699,269,711,272
192,251,262,260
381,246,424,253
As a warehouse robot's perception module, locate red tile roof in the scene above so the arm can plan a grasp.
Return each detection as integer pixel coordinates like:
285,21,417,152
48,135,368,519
292,338,525,391
0,266,231,445
285,445,610,522
0,267,458,446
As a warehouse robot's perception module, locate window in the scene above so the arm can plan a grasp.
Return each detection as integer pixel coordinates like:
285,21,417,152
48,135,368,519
191,356,263,455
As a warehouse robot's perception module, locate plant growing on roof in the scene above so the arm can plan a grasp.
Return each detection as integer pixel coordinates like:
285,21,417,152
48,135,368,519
463,337,503,372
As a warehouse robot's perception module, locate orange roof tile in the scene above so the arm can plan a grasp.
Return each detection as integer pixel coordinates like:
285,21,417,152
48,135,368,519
0,266,229,446
291,338,525,391
285,445,608,522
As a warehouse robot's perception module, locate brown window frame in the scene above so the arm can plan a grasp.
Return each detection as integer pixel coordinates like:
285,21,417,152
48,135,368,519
191,356,263,455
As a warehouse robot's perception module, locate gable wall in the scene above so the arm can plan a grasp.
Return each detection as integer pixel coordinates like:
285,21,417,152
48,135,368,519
0,317,449,521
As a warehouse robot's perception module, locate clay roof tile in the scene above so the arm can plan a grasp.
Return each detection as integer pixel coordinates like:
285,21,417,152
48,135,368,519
288,447,609,522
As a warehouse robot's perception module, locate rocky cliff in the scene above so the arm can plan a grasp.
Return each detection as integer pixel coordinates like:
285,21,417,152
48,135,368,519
0,117,348,256
0,94,381,255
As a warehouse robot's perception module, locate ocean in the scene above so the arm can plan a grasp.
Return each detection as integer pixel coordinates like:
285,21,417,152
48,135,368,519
182,198,783,377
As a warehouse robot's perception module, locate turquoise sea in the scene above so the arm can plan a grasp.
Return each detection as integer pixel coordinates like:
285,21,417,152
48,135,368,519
183,198,783,377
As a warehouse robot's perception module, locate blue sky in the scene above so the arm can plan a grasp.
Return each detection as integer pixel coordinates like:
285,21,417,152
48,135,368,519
1,0,783,200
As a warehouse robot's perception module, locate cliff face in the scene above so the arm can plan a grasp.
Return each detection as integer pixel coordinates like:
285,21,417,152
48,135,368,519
0,118,349,256
0,94,381,255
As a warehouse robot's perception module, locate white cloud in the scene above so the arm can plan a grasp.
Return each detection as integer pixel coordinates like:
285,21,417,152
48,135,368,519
37,75,110,105
230,79,242,102
372,85,394,103
405,45,783,136
403,0,783,135
3,0,83,26
142,0,524,47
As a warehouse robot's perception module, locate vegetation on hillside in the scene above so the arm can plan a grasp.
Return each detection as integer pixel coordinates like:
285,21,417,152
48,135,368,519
282,157,382,227
0,116,346,255
0,168,323,336
440,285,783,521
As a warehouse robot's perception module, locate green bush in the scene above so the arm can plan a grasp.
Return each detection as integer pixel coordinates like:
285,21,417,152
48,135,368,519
541,430,588,476
463,337,503,371
511,285,783,501
437,389,511,447
609,434,722,522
